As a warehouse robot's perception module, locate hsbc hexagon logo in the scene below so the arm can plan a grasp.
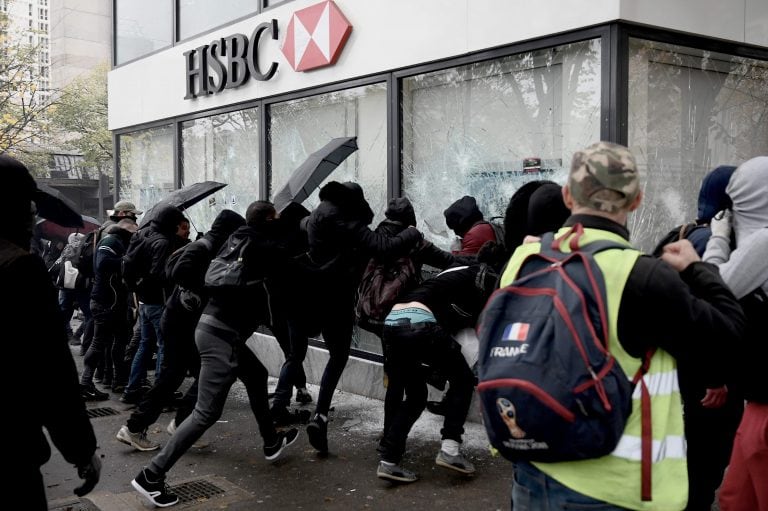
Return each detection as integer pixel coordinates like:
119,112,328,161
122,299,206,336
280,0,352,72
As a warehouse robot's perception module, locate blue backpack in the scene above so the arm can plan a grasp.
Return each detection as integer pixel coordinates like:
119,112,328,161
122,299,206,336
477,225,650,463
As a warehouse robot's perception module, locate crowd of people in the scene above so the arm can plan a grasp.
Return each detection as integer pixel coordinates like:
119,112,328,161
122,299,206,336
3,143,766,511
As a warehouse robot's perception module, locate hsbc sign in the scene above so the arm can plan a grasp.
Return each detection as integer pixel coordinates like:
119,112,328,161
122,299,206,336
183,0,352,100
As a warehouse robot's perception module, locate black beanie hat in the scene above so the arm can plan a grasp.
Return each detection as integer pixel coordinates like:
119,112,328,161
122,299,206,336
385,197,417,226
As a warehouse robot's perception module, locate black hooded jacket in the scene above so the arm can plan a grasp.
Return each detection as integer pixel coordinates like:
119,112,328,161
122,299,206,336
306,182,422,288
125,204,188,304
165,209,246,313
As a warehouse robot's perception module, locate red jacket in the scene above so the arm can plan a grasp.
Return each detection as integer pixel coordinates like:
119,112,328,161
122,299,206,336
453,221,496,256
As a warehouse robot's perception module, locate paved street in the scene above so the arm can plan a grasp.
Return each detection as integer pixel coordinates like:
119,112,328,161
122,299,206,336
44,343,511,511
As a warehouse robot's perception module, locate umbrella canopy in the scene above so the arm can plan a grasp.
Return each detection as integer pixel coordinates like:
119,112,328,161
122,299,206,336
140,181,227,227
34,182,84,228
273,136,358,213
36,215,100,242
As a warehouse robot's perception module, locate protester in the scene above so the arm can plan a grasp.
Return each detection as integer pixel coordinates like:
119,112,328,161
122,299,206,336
0,154,100,509
131,201,300,507
117,209,245,451
443,195,497,255
377,262,498,483
652,164,742,511
121,204,189,404
79,219,139,401
303,182,423,454
501,142,745,510
702,156,768,511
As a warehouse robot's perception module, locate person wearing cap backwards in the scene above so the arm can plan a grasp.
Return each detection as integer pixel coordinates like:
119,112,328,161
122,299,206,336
0,154,100,508
500,142,745,510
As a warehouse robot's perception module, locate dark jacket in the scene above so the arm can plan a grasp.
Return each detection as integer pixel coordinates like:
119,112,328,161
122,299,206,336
165,210,245,313
127,204,187,304
306,182,422,288
204,221,319,338
401,264,499,334
444,195,496,255
0,238,97,474
566,214,745,388
91,228,133,310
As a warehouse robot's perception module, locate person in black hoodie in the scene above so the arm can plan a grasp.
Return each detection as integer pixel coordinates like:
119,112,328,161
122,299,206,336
116,209,246,452
122,204,189,404
0,155,100,508
304,182,423,454
131,201,302,508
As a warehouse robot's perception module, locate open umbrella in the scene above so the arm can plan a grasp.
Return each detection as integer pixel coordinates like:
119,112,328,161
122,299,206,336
273,136,358,213
34,182,84,228
140,181,227,227
36,215,100,242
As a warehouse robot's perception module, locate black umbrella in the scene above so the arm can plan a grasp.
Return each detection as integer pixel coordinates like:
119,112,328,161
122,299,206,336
140,181,227,227
34,182,84,228
273,136,358,213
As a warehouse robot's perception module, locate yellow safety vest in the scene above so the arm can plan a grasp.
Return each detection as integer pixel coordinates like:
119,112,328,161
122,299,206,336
500,227,687,511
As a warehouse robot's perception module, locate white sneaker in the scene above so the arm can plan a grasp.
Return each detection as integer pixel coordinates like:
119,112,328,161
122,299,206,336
116,425,160,451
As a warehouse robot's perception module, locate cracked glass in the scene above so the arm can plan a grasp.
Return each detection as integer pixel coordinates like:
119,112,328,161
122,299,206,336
402,39,601,249
628,39,768,251
181,107,260,237
119,125,174,215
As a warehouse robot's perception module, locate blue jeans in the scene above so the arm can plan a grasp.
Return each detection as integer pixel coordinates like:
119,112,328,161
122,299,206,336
511,461,630,510
126,303,165,394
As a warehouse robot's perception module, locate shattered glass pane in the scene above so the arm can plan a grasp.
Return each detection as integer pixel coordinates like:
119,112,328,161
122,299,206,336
119,125,174,215
628,39,768,251
402,40,601,249
269,83,388,223
269,83,387,354
182,107,260,238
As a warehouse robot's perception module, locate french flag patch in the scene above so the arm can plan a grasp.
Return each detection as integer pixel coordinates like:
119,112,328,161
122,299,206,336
502,322,530,342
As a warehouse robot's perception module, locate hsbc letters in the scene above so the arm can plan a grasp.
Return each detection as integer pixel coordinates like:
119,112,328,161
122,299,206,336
183,20,278,100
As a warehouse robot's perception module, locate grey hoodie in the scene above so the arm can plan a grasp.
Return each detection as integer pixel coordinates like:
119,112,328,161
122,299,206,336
703,156,768,298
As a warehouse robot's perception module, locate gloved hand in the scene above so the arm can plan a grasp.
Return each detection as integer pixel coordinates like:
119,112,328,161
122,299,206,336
74,453,101,497
710,209,732,240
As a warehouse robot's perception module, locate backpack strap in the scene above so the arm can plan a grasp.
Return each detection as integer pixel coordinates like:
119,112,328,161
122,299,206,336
632,348,656,502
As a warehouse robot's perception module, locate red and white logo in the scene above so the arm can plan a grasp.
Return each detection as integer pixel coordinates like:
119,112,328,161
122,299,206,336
280,0,352,72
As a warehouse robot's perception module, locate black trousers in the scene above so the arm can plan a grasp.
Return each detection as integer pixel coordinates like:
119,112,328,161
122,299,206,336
82,301,131,386
271,316,309,409
379,320,475,464
314,291,356,417
127,304,200,432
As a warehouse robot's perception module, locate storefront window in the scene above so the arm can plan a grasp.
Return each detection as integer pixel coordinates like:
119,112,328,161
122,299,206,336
119,125,174,215
628,39,768,251
269,83,387,354
178,0,256,41
115,0,172,65
181,107,260,237
402,39,601,249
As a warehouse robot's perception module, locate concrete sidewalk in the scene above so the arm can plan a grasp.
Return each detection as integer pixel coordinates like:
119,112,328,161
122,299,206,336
44,343,511,511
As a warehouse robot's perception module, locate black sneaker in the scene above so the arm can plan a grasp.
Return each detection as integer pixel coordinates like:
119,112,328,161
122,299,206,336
377,461,418,483
295,388,313,405
271,406,312,427
80,384,109,401
132,468,179,507
263,428,299,461
306,414,328,454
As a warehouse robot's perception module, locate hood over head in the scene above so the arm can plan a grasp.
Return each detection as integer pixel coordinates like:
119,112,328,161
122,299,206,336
527,183,569,236
385,197,417,227
726,156,768,241
697,165,737,223
0,154,38,250
205,209,246,248
318,181,375,225
150,204,186,236
503,180,555,251
444,195,484,237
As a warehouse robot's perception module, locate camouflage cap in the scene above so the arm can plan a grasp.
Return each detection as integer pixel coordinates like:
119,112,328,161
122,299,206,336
568,141,640,214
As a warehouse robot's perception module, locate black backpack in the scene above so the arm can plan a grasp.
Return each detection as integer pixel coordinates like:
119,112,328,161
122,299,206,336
486,216,506,251
122,230,164,293
477,226,651,466
72,230,96,279
355,255,420,335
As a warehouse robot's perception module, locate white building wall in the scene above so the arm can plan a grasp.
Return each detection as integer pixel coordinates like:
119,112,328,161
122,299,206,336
108,0,767,131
